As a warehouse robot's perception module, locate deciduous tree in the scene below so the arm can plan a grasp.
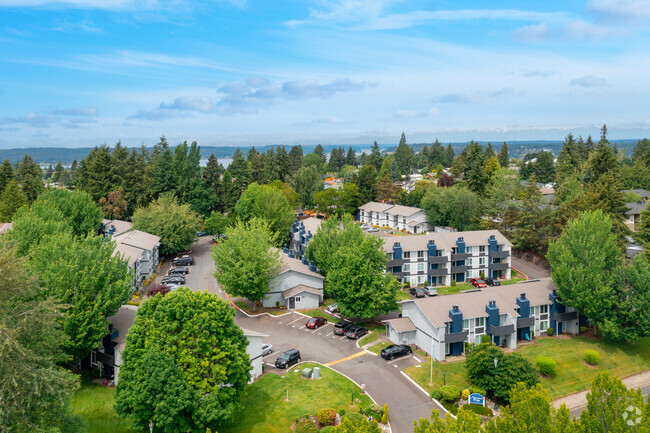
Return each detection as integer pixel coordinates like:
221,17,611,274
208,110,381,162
235,183,294,245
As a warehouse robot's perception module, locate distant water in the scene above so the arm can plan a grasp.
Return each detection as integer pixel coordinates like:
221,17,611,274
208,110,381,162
200,157,232,168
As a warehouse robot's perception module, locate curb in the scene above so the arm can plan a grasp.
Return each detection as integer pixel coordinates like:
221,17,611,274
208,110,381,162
225,291,293,318
511,266,529,281
356,334,379,356
399,371,456,420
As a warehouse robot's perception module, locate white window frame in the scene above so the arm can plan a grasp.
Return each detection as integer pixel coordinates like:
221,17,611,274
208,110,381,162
403,251,411,259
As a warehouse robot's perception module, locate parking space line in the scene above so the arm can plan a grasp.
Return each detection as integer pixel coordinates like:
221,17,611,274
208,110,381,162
413,356,422,363
286,317,302,326
387,355,412,365
326,331,333,336
299,325,306,330
325,351,367,367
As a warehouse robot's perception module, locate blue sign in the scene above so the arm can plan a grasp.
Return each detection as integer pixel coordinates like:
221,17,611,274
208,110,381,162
469,393,485,406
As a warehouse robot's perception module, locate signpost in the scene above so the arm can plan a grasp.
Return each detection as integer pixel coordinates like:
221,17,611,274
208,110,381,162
469,393,485,407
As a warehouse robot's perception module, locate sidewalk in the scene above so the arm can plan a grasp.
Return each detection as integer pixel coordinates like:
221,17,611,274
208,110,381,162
553,369,650,411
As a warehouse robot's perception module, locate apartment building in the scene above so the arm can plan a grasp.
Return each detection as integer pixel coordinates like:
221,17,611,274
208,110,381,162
289,217,322,260
385,278,581,361
358,202,430,233
384,230,512,286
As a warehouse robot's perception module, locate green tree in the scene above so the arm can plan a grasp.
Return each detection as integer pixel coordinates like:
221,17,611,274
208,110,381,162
394,132,415,177
421,186,481,231
153,137,177,197
212,218,282,306
0,180,26,222
547,210,623,340
352,165,377,203
531,151,556,183
375,174,402,203
585,126,619,185
346,146,357,166
0,159,15,195
132,193,202,255
202,211,232,236
76,145,113,201
367,141,383,171
303,153,325,173
115,288,250,431
340,182,362,215
288,145,304,174
33,188,103,237
29,234,133,361
17,154,43,203
235,183,294,245
292,166,323,209
313,188,341,217
314,144,326,162
52,161,65,184
497,142,509,168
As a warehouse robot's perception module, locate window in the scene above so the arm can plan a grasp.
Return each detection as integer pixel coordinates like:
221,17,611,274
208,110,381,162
467,258,473,266
403,264,410,272
462,319,469,330
295,296,301,303
499,314,507,326
403,251,411,259
467,246,473,253
540,321,549,331
387,253,393,260
479,245,485,253
418,275,426,284
436,249,444,256
452,247,457,254
417,263,425,272
466,271,472,278
475,335,482,344
417,251,425,259
475,317,485,327
540,305,549,314
479,257,486,266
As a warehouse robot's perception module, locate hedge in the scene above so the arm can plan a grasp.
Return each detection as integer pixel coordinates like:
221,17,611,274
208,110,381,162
343,413,365,426
584,350,600,365
440,385,461,403
296,418,318,433
460,404,493,417
317,408,336,427
469,385,487,396
535,356,558,376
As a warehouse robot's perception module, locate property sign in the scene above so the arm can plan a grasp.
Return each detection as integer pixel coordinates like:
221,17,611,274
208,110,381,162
469,393,485,406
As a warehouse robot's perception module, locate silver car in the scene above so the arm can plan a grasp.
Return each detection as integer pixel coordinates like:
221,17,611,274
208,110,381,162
262,343,273,356
360,224,370,230
423,286,439,296
367,227,380,233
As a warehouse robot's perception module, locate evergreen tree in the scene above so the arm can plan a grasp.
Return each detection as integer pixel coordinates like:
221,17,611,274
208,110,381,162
367,141,383,171
484,142,495,159
497,142,509,168
352,165,377,203
328,147,345,173
274,146,290,182
51,161,64,184
586,133,619,184
291,166,323,209
314,144,326,163
0,159,15,195
532,151,556,183
229,149,251,196
345,146,356,166
153,137,177,197
246,146,258,162
110,141,130,188
76,146,112,201
288,145,303,174
429,139,446,167
394,132,415,177
444,143,455,167
17,154,43,203
250,152,266,184
0,180,26,222
203,154,222,207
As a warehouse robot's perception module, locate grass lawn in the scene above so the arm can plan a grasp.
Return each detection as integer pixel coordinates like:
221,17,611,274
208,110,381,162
396,290,411,301
234,301,288,316
436,277,527,295
368,341,391,355
358,332,378,346
404,335,650,400
218,363,373,433
301,308,338,323
71,376,140,433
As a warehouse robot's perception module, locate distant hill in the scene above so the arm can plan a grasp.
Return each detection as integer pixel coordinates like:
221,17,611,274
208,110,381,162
0,139,643,165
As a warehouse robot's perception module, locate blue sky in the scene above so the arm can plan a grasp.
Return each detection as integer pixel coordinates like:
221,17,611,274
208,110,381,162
1,0,649,148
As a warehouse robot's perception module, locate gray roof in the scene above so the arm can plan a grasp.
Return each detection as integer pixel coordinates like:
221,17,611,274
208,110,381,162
113,229,161,251
623,189,650,198
278,252,323,279
382,230,512,253
282,284,323,299
101,219,133,237
109,305,137,350
626,202,647,216
301,217,322,234
113,243,143,266
408,278,555,327
359,202,395,213
387,205,425,217
386,317,416,333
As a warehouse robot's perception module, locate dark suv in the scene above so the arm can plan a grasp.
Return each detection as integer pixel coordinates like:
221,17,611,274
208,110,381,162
345,325,369,340
485,277,501,286
333,319,353,336
274,349,301,368
172,255,195,266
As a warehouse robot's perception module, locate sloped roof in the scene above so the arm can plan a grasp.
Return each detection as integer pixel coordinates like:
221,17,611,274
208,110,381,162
385,317,416,333
113,229,160,251
109,305,137,351
301,217,322,234
101,219,133,237
382,230,512,253
278,252,323,279
387,205,425,217
282,284,323,299
626,202,647,216
112,243,142,266
623,189,650,198
359,202,395,213
408,278,555,327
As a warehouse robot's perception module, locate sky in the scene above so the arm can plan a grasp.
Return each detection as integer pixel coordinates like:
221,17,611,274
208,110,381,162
1,0,650,149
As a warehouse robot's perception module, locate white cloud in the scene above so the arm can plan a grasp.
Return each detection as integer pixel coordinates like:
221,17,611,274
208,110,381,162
49,106,98,116
569,75,610,88
511,19,623,42
589,0,650,22
438,88,516,104
394,108,440,119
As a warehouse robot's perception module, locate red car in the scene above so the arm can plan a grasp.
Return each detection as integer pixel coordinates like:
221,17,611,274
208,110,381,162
469,278,487,288
306,317,327,329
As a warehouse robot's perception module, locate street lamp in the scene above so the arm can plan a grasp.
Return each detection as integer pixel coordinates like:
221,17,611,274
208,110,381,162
493,358,498,411
149,421,154,433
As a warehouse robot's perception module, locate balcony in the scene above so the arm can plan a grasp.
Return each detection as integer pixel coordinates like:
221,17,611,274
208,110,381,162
445,330,469,344
489,324,515,336
491,263,509,271
428,256,449,264
517,317,535,328
387,259,404,267
490,250,510,258
553,311,578,322
451,253,470,260
451,265,468,273
429,268,448,276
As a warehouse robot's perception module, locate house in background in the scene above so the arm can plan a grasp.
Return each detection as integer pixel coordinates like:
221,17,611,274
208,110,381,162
90,304,137,384
111,229,161,290
385,278,581,362
264,250,324,310
359,201,430,233
242,328,269,381
384,230,512,286
625,201,647,232
289,216,323,260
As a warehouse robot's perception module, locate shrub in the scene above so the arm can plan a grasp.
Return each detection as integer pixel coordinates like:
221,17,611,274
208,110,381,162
469,385,486,396
547,327,554,336
480,271,485,280
147,284,170,297
535,356,557,376
296,418,318,433
343,413,365,426
317,408,336,426
338,409,346,417
451,280,457,287
381,404,388,424
440,385,461,403
319,427,334,433
430,389,442,401
367,404,383,418
460,404,493,417
584,350,600,365
404,281,410,289
579,326,588,334
481,334,492,344
462,389,470,400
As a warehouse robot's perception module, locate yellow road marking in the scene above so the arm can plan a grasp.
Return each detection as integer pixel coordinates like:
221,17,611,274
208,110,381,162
325,351,367,366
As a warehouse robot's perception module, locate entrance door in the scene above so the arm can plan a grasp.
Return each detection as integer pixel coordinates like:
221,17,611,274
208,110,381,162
289,297,296,309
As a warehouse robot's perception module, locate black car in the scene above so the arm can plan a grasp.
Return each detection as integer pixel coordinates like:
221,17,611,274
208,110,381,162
162,276,185,285
274,349,301,368
172,255,195,266
333,319,354,336
197,231,209,237
380,344,413,360
168,267,189,275
409,287,426,298
485,277,501,286
345,325,369,340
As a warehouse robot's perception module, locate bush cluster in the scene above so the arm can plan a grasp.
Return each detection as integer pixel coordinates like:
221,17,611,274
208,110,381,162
366,404,383,418
296,418,318,433
319,427,334,433
381,404,389,424
547,327,554,336
584,350,600,365
343,413,365,425
430,389,442,401
535,356,558,376
462,389,470,400
469,385,487,396
317,408,336,426
440,385,461,403
460,404,493,417
481,334,492,344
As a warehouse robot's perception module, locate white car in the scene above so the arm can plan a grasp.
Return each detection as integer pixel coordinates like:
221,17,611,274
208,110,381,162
367,227,380,233
360,224,370,230
262,343,273,356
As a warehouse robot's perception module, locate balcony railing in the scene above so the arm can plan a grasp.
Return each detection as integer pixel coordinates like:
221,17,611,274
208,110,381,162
490,250,510,258
444,330,469,344
451,265,468,273
517,317,535,328
553,311,578,322
428,256,448,264
492,263,509,271
489,324,515,336
429,268,448,276
451,253,470,260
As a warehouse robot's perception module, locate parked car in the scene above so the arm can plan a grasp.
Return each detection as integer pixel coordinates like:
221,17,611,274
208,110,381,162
360,224,370,230
367,227,379,233
326,303,339,313
485,277,501,286
172,255,195,266
334,319,354,336
197,231,209,237
306,317,327,329
262,343,273,356
380,344,413,360
345,325,369,340
469,278,487,288
274,349,301,368
162,276,185,285
422,286,438,296
168,267,189,275
409,287,426,298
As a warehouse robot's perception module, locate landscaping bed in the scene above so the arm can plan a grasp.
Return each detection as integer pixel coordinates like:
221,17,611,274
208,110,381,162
233,301,288,316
